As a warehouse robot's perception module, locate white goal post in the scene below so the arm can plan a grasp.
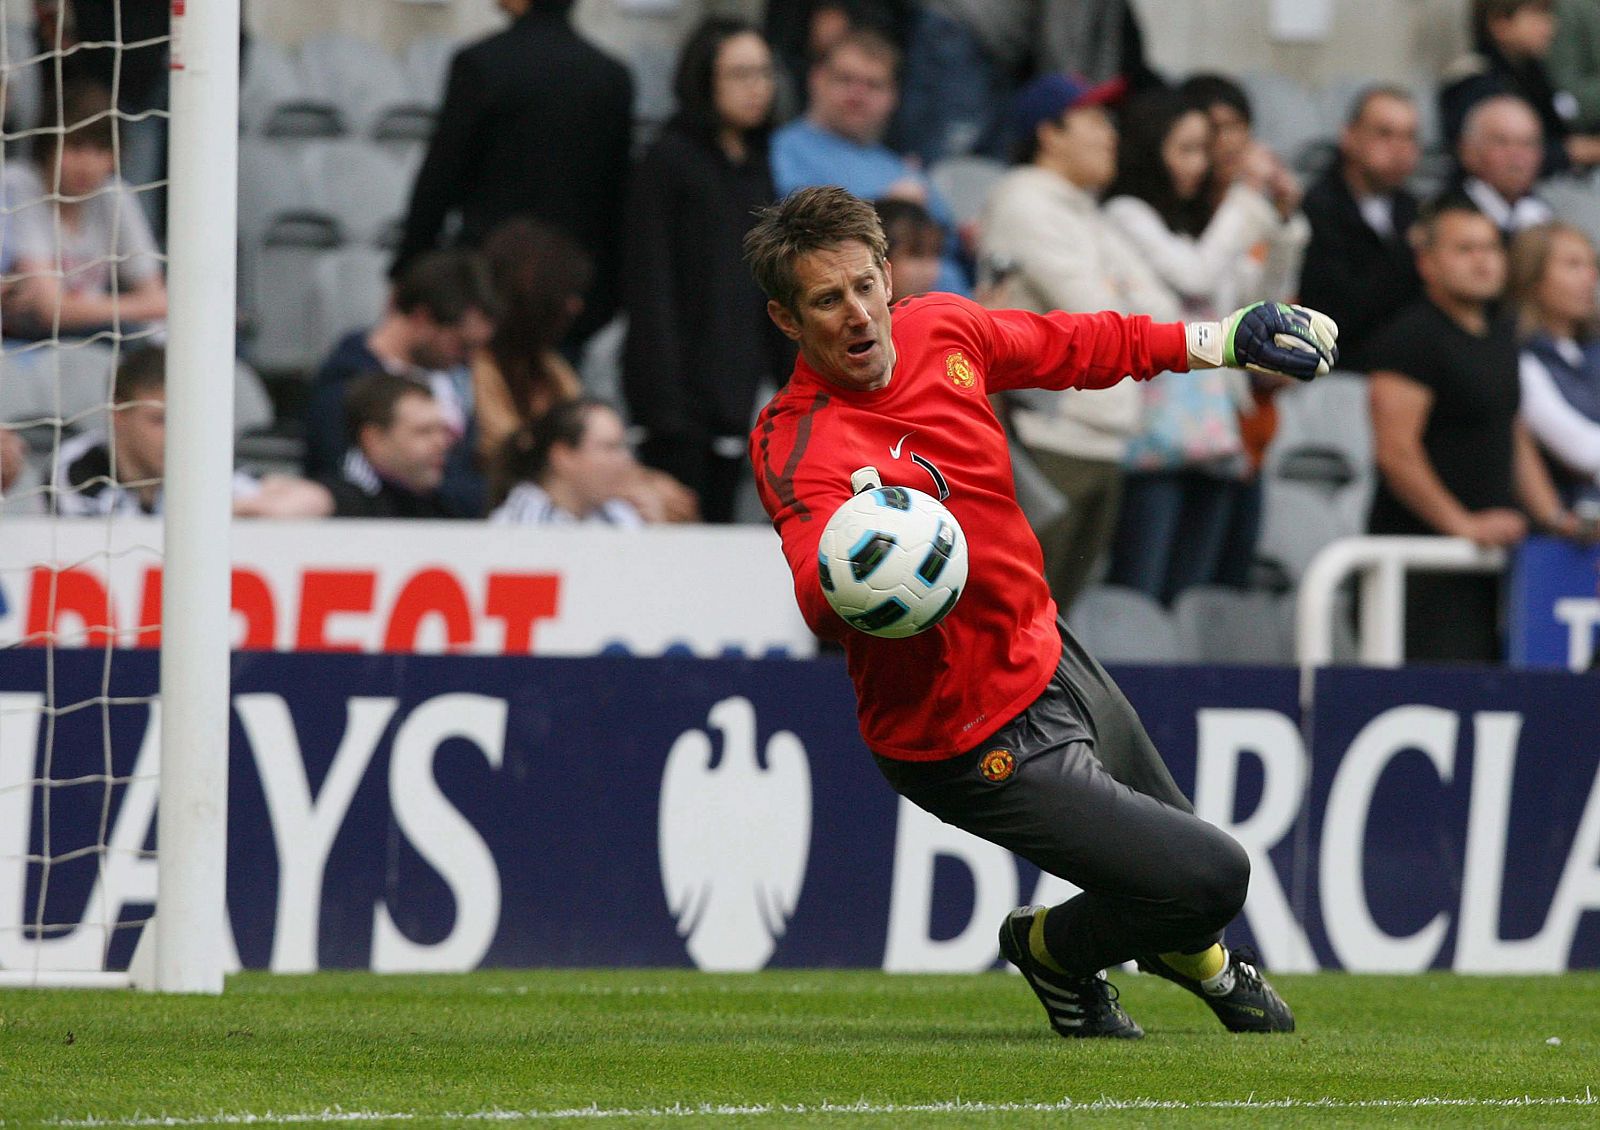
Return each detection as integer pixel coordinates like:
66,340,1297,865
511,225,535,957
0,0,237,993
153,0,239,995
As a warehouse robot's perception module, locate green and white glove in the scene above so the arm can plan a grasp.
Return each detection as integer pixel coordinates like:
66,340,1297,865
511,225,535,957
1185,302,1339,381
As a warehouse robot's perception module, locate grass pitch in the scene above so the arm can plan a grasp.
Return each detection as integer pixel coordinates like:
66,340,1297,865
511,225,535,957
0,970,1595,1127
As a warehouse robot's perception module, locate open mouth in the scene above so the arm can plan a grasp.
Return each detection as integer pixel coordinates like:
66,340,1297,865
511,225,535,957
846,339,876,357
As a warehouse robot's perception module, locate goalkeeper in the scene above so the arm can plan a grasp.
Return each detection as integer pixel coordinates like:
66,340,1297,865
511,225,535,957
746,187,1337,1039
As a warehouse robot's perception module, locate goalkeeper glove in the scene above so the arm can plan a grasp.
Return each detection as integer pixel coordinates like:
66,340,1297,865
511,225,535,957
1185,302,1339,381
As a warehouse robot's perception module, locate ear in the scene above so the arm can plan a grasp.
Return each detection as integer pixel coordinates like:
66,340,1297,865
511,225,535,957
768,298,802,342
882,258,894,304
1035,117,1058,156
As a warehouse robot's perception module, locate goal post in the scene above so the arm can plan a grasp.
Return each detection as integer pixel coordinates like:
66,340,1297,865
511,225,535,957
153,0,239,995
0,0,238,993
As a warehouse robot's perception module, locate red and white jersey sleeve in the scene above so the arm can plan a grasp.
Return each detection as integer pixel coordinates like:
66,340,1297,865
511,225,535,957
751,293,1189,761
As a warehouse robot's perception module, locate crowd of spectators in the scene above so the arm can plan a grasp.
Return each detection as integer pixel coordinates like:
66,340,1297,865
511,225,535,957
9,0,1600,662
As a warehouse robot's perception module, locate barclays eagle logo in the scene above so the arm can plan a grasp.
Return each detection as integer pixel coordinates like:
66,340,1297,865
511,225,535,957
658,697,811,971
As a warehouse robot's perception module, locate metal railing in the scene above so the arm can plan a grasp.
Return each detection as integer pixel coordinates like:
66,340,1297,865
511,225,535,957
1294,536,1508,668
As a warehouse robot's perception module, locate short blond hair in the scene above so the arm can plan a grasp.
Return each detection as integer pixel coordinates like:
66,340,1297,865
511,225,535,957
743,186,889,313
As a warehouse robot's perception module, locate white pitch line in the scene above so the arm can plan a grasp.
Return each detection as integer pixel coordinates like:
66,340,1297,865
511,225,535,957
27,1091,1600,1127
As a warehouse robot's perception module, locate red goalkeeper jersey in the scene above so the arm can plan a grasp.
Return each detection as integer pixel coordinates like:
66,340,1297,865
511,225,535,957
751,292,1189,761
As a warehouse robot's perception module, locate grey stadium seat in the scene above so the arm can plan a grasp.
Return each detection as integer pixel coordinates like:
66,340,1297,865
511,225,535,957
240,38,341,138
403,35,459,108
315,245,394,361
298,32,410,139
928,155,1005,230
1238,71,1328,162
1542,177,1600,250
1263,372,1372,487
302,139,413,247
1172,585,1295,665
250,241,339,375
1067,585,1194,664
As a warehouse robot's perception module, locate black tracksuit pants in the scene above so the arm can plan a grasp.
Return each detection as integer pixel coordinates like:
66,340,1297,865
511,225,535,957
876,621,1250,979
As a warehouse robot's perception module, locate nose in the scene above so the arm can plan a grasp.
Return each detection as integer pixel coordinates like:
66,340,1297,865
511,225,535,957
844,295,870,326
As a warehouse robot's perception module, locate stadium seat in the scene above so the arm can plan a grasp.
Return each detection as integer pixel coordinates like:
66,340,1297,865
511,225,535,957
1238,71,1328,163
1172,586,1295,665
4,21,42,132
298,32,410,139
1263,373,1372,486
232,360,275,438
402,34,459,108
249,240,339,375
1067,585,1195,664
1405,81,1445,154
1542,176,1600,249
240,38,341,139
579,314,627,406
302,139,413,247
1256,375,1375,584
928,155,1005,230
1257,478,1358,584
315,245,394,360
238,136,322,250
0,339,118,432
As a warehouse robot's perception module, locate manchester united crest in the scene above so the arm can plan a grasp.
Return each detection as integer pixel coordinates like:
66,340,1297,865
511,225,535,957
945,350,975,389
979,747,1016,782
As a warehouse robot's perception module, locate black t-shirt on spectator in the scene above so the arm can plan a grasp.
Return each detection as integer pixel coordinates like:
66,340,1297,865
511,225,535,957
1365,298,1521,537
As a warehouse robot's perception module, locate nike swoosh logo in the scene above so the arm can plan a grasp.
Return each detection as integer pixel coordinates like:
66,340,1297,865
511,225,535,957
890,431,914,459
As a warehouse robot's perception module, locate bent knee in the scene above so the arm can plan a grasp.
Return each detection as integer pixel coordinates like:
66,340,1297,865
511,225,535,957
1183,832,1250,930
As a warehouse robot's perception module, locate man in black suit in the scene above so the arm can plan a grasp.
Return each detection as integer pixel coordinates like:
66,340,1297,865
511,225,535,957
1299,86,1424,372
391,0,633,347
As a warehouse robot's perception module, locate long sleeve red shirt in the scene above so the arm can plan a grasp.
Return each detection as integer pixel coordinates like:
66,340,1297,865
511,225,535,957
752,292,1189,761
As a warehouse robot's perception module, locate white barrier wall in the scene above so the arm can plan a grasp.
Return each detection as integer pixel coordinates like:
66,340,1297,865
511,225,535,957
0,518,815,657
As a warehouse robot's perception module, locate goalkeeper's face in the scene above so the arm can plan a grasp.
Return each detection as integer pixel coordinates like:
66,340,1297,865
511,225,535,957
769,242,896,392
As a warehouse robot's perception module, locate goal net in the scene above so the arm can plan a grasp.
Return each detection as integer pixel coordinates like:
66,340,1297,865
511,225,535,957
0,0,236,991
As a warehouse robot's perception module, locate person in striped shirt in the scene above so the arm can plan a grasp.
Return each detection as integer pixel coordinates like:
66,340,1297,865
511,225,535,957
489,397,644,527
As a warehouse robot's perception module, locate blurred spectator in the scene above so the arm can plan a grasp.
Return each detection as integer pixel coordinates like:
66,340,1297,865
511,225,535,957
1107,89,1307,324
1508,222,1600,509
322,373,462,519
7,79,166,340
1367,201,1581,662
0,426,35,511
390,0,632,348
490,397,644,526
1548,0,1600,131
50,347,331,518
1299,86,1425,371
771,28,970,294
475,217,696,524
1103,88,1307,604
622,18,791,524
891,1,1032,165
1454,95,1554,237
475,217,591,464
979,72,1176,612
765,0,914,115
306,250,494,517
875,197,945,298
1178,74,1302,222
42,1,171,234
1439,0,1600,174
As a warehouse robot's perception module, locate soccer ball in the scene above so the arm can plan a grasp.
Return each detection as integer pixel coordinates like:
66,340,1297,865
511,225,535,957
817,485,968,638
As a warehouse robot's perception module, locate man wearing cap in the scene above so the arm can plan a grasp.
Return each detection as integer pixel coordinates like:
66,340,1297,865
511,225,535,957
978,72,1177,612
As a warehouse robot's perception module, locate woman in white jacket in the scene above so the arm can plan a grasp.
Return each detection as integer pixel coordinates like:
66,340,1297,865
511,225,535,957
1102,86,1310,603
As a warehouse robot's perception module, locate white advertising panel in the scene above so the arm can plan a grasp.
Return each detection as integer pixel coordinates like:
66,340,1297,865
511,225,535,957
0,518,815,657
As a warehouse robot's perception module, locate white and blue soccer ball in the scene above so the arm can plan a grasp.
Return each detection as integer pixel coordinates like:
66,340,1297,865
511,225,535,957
817,485,968,638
